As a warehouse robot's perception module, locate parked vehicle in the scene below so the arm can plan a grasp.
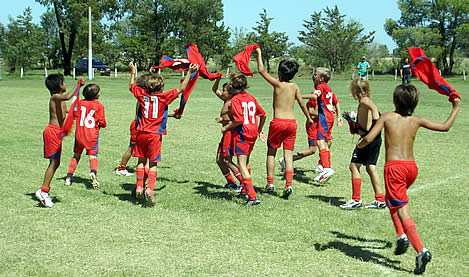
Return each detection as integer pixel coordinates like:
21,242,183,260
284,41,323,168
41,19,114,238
75,58,111,76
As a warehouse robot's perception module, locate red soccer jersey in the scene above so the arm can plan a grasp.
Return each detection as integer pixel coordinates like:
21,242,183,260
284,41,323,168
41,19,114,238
307,98,317,109
75,100,106,149
313,83,338,122
231,92,266,141
130,84,179,134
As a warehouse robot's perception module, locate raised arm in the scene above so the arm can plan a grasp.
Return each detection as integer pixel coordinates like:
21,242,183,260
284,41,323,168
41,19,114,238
418,98,461,131
128,61,136,91
212,76,224,100
178,64,199,93
255,47,280,87
357,113,386,148
52,79,85,101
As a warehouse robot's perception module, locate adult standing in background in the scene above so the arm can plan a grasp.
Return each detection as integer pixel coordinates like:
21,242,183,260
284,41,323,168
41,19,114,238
400,57,412,84
357,56,370,80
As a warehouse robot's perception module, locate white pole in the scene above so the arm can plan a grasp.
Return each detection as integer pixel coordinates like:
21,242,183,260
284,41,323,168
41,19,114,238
226,68,230,78
135,64,138,78
372,70,374,80
158,68,161,75
73,68,76,79
44,67,48,77
115,67,117,78
88,6,93,81
394,69,397,80
463,70,466,81
20,67,24,79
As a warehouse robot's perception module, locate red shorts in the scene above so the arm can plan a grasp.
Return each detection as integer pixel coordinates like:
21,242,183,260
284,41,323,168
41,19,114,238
306,120,318,146
133,132,162,162
267,119,297,151
43,124,63,160
233,135,256,155
74,136,99,156
217,130,234,157
129,120,137,146
317,118,334,141
384,160,419,210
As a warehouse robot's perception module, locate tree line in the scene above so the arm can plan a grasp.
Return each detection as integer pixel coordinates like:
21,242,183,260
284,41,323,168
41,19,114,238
0,0,467,76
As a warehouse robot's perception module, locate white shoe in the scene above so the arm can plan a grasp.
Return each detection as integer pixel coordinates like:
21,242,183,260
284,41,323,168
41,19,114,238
89,171,100,189
340,199,363,209
115,168,134,176
35,189,54,207
365,200,387,209
314,168,334,183
64,177,72,186
279,157,286,172
314,164,324,174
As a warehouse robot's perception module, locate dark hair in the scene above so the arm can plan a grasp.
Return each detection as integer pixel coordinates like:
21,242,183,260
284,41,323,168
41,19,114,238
278,60,299,81
45,73,64,95
393,84,419,116
222,83,228,89
83,84,100,100
228,73,248,94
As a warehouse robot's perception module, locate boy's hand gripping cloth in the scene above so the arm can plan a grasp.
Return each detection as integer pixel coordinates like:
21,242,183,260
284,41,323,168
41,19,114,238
61,78,83,137
408,48,461,101
233,43,259,76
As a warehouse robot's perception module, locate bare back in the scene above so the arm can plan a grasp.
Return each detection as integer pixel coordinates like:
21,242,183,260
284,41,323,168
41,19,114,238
273,82,298,119
381,112,420,161
49,98,67,127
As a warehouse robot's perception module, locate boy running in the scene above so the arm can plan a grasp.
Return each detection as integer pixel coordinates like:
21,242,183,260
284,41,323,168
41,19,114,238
129,61,198,207
222,73,266,206
65,84,106,189
36,74,85,207
357,84,460,274
255,47,312,199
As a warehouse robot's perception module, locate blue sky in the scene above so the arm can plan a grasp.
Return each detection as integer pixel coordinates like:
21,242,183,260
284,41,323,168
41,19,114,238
1,0,400,50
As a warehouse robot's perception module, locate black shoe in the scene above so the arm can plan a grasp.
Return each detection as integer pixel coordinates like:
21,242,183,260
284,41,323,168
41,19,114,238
222,183,238,189
243,197,260,206
414,248,432,275
265,184,274,193
237,192,248,200
282,186,292,199
395,236,409,255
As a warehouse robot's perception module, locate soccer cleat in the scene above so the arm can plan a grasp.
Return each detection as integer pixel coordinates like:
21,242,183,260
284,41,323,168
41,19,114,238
265,184,275,193
365,200,387,209
314,164,324,174
135,186,144,200
339,199,363,210
234,184,243,193
35,189,54,208
279,157,286,172
282,186,293,199
144,188,156,207
222,182,238,189
243,196,261,206
64,177,72,186
115,168,134,176
314,168,334,183
414,248,432,275
394,235,410,255
237,192,248,200
89,171,100,189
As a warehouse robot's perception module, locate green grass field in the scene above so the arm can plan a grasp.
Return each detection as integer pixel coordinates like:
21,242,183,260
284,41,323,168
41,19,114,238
0,74,467,276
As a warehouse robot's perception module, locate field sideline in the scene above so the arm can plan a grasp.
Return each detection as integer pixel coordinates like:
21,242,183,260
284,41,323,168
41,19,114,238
0,75,467,276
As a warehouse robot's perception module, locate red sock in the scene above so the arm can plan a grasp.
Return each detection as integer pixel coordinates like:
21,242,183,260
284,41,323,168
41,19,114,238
375,193,385,203
67,158,78,174
147,171,157,191
90,159,98,172
267,176,274,186
223,171,236,184
319,149,331,168
143,167,149,184
118,163,126,171
390,209,405,237
136,168,144,189
352,178,362,201
248,168,251,175
403,218,424,253
285,170,293,188
243,177,257,200
233,170,243,182
40,185,50,193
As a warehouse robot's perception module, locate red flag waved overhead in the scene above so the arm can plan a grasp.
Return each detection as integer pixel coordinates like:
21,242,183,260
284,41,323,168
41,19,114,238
408,48,461,101
233,43,259,76
151,44,222,115
61,78,83,137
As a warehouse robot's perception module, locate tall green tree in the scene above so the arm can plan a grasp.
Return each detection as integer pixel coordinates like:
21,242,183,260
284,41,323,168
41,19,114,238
385,0,468,74
298,6,374,72
36,0,122,75
250,9,290,73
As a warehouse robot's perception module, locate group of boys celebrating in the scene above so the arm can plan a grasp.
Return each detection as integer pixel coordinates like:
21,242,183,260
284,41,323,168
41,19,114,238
36,45,461,275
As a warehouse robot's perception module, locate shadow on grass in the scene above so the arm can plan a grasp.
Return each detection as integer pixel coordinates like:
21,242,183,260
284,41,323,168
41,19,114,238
193,181,236,201
293,169,324,187
26,193,61,207
307,194,345,207
314,231,411,273
57,176,94,189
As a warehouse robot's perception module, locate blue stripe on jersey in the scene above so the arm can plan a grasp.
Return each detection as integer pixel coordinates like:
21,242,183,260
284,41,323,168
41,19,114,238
151,154,162,162
318,101,329,134
388,197,408,208
157,107,169,135
47,151,61,160
136,106,143,129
